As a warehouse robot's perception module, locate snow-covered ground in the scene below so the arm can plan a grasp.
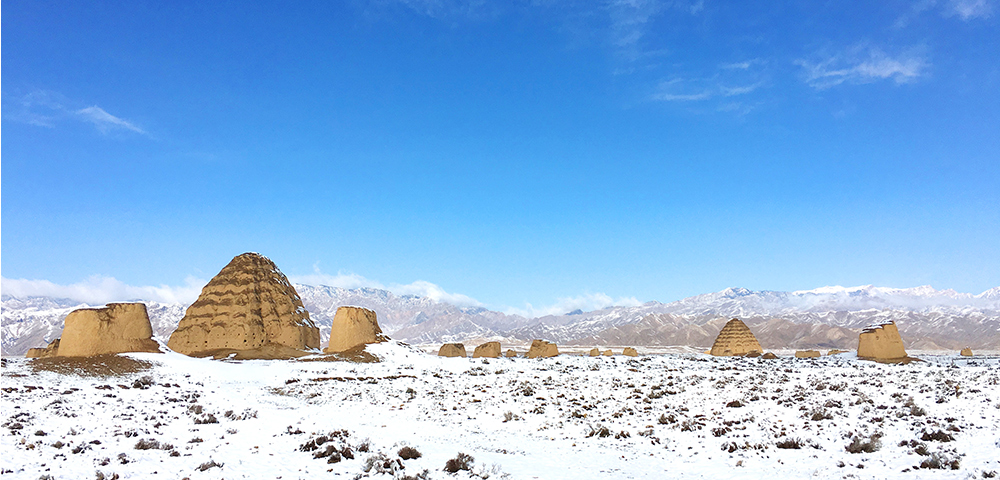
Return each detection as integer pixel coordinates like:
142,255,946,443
2,343,998,479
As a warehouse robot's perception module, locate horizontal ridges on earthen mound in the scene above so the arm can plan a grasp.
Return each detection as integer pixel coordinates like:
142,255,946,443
168,253,319,356
709,318,763,357
857,321,907,360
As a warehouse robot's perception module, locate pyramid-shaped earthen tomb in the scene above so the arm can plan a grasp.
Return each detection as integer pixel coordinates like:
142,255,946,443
168,253,319,357
709,318,762,356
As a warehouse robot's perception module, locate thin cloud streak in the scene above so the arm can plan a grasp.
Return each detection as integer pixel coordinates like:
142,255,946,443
504,293,643,318
947,0,993,19
651,91,713,101
797,46,928,89
5,90,147,136
289,267,484,307
1,276,207,305
76,106,146,134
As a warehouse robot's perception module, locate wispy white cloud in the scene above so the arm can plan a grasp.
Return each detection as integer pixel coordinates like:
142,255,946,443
895,0,992,27
366,0,501,20
504,292,643,318
797,45,928,89
608,0,668,48
720,81,763,96
289,271,382,290
1,276,207,305
651,62,766,107
946,0,993,19
651,90,713,101
75,106,146,134
3,90,147,136
288,266,484,307
390,280,483,307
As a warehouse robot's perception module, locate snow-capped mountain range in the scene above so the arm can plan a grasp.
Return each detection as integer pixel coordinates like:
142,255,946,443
3,284,999,355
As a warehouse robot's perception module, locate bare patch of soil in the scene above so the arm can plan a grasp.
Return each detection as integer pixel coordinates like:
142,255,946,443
298,344,381,363
29,355,155,377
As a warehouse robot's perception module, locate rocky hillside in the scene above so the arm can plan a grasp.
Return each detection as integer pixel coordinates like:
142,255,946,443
3,284,998,355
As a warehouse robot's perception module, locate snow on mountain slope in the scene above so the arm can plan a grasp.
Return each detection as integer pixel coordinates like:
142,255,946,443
4,284,999,355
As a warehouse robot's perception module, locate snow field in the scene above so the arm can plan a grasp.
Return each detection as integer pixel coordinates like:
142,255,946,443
2,343,999,479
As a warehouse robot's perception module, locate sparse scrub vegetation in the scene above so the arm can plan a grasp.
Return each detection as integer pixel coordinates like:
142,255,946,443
921,430,955,442
919,452,961,470
398,446,422,460
845,433,882,453
196,459,223,471
444,452,474,473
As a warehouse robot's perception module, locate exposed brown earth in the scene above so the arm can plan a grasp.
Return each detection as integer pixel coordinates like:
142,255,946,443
29,354,156,377
472,341,500,358
25,339,60,359
709,319,762,356
857,321,907,361
438,343,467,357
168,253,319,357
58,303,161,357
526,339,559,358
326,306,386,353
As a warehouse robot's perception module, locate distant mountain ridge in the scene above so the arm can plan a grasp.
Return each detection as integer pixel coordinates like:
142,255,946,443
3,284,998,355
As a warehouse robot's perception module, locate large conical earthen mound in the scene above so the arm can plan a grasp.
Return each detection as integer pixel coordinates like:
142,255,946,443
167,253,319,358
709,318,762,356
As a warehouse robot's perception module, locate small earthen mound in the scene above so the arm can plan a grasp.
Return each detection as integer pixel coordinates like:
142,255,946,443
438,343,467,357
602,349,613,356
795,350,821,358
857,321,907,361
960,347,973,356
622,347,638,357
588,348,600,357
168,253,320,357
57,303,161,357
326,306,386,353
527,340,559,359
26,339,60,359
709,319,763,357
761,352,778,359
505,349,518,358
744,350,761,358
827,349,848,356
472,341,500,358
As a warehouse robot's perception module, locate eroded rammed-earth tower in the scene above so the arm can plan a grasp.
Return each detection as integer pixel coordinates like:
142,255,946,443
167,253,319,356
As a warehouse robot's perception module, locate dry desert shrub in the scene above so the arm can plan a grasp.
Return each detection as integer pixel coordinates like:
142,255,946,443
398,446,422,460
919,452,961,470
921,430,955,442
845,433,882,453
196,459,223,471
444,452,474,473
775,437,811,449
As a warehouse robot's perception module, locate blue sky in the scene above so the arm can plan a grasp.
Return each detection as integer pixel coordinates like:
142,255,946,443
2,0,998,315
